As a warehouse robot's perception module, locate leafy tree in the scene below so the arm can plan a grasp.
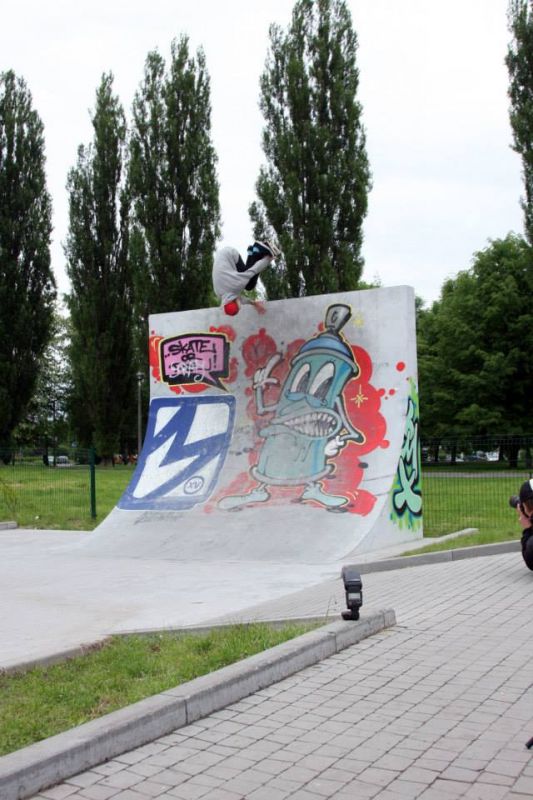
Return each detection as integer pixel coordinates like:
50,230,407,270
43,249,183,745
417,234,533,444
0,70,56,449
250,0,371,299
129,36,221,342
506,0,533,245
12,313,71,450
65,74,135,461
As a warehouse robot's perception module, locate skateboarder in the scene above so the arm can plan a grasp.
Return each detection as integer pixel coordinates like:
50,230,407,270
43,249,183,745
213,240,281,316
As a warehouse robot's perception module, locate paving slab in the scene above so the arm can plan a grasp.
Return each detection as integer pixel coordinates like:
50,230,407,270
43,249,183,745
0,612,394,800
8,549,533,800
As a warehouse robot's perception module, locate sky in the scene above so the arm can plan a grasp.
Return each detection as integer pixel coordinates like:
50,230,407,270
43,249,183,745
1,0,525,306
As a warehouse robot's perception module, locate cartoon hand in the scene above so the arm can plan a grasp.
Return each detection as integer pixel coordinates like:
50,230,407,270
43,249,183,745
253,353,282,389
325,435,346,457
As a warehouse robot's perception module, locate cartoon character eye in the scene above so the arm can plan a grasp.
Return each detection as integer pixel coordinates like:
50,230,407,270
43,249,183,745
291,363,311,393
309,362,335,402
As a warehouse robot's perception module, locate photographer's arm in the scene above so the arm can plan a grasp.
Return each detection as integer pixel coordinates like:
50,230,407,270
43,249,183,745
518,504,533,571
517,505,532,530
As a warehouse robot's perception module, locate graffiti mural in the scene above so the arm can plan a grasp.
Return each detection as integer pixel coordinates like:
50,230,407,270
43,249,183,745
215,304,388,514
118,396,235,511
149,327,239,396
390,378,422,530
110,285,421,558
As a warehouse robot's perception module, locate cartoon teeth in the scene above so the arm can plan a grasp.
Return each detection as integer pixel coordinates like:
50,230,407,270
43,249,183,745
280,411,337,438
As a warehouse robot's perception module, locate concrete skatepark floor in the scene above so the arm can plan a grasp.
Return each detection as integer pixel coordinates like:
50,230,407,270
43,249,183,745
0,527,344,671
1,523,448,672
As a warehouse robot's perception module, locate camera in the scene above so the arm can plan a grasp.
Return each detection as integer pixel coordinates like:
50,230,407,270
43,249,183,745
510,479,533,518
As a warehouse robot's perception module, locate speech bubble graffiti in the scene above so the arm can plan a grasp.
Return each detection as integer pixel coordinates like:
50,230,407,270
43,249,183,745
160,334,229,390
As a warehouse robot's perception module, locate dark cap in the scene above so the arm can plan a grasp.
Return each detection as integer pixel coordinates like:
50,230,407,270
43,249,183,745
519,479,533,504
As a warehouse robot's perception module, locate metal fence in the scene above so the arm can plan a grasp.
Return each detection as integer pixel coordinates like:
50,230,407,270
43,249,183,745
421,433,533,469
0,448,98,529
422,468,531,538
420,434,532,537
0,445,531,539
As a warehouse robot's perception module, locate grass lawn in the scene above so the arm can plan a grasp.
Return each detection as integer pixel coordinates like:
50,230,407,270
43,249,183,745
0,463,133,530
422,472,525,539
0,622,319,757
0,463,528,549
403,528,521,556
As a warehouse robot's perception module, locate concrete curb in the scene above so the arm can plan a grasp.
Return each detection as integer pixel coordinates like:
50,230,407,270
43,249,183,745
355,539,520,574
0,608,395,800
0,521,17,530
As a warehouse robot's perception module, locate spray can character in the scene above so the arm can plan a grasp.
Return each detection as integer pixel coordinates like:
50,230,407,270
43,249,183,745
218,304,365,511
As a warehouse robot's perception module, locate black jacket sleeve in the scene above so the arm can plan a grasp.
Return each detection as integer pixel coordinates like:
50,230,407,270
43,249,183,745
521,526,533,570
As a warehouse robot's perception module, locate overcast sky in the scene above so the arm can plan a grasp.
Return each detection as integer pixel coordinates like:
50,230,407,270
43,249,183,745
1,0,524,306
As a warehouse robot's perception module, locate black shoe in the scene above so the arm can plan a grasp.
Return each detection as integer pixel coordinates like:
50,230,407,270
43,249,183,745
259,239,281,258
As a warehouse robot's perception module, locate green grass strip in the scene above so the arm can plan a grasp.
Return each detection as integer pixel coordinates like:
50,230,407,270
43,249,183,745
0,623,319,757
402,529,521,556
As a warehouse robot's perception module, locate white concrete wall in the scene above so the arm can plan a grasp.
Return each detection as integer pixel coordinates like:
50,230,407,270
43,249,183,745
95,286,422,562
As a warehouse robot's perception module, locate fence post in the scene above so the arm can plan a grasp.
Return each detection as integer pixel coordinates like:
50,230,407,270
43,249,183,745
89,447,97,519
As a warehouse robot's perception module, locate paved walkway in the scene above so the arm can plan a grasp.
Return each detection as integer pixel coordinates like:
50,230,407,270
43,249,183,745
28,550,533,800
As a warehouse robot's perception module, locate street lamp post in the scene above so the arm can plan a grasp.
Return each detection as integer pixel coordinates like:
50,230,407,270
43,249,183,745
136,371,144,458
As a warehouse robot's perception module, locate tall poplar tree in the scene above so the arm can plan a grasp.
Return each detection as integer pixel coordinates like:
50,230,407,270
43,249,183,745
129,36,220,339
506,0,533,246
0,70,56,449
250,0,371,299
65,74,134,459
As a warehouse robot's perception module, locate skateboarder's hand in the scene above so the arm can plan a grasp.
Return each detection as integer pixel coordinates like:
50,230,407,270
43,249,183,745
252,300,266,315
253,353,282,389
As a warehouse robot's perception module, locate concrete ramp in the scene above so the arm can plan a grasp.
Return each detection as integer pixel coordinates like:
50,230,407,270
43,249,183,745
0,287,423,668
87,287,422,563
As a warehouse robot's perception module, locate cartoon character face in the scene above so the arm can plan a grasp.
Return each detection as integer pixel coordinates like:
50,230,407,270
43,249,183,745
264,352,355,439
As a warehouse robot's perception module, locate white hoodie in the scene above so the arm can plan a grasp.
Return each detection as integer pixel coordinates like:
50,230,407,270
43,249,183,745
212,246,272,305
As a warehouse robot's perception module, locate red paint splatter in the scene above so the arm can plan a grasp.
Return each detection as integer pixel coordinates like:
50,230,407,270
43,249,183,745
396,361,405,371
210,324,236,342
182,383,208,395
242,328,277,378
227,357,239,384
148,335,165,385
389,388,396,396
348,490,377,516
